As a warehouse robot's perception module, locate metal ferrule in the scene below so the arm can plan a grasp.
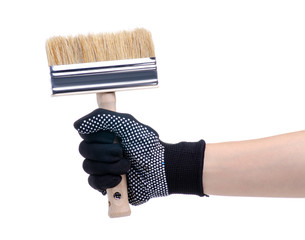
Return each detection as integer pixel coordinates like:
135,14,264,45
50,57,158,96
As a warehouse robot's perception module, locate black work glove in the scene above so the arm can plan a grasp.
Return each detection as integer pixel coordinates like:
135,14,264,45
74,108,207,206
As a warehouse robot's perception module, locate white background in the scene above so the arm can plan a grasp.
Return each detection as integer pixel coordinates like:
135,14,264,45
1,0,305,239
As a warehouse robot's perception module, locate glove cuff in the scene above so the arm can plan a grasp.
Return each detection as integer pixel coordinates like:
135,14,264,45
163,140,206,196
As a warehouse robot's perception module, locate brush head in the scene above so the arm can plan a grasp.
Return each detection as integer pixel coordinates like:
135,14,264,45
46,28,157,95
46,28,155,66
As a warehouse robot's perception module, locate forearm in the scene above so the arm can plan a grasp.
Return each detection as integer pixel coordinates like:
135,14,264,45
203,130,305,197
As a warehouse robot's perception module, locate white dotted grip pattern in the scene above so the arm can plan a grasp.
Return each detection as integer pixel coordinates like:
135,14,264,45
77,111,169,205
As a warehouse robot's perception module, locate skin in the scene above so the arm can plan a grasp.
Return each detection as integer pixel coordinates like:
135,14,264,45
203,130,305,198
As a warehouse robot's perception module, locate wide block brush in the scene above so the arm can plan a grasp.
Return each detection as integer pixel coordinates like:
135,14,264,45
46,28,158,218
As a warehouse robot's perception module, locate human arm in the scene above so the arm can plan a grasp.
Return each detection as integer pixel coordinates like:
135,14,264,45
75,109,305,204
203,130,305,198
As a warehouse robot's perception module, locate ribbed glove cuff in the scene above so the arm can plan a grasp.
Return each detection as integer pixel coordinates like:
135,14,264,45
162,140,206,196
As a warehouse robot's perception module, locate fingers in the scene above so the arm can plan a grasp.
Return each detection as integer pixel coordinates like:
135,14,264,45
79,138,131,193
79,130,115,144
83,158,130,175
88,175,122,192
79,141,123,162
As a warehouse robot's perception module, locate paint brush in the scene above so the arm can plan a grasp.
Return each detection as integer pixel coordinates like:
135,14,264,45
46,28,158,218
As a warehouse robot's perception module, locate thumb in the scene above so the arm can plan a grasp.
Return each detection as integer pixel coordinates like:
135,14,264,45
74,108,159,144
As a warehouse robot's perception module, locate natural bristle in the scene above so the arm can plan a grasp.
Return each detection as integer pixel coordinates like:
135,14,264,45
46,28,155,66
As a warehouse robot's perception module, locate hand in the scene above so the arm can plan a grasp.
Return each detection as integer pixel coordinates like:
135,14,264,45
74,108,206,205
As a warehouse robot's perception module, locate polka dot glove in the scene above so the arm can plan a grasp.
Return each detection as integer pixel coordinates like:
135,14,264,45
74,108,207,206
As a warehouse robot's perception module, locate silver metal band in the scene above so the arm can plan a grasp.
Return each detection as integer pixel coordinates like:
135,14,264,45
50,57,158,95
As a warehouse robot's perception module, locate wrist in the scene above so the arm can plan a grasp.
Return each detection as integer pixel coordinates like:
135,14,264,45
162,140,206,196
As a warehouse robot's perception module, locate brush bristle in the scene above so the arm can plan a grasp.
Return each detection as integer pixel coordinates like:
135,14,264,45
46,28,155,66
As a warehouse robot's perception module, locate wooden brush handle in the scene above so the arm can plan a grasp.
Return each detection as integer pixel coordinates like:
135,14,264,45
96,92,131,218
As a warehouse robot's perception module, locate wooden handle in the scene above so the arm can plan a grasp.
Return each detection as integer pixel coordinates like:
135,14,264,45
96,92,131,218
